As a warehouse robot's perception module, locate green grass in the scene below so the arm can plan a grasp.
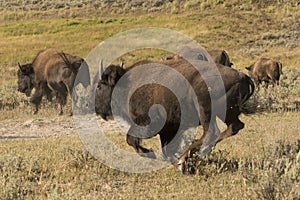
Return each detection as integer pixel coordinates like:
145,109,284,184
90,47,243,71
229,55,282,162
1,8,299,97
0,6,299,69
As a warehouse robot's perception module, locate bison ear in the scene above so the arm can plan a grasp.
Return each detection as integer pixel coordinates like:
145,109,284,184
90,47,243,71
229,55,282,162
18,62,22,70
245,65,252,71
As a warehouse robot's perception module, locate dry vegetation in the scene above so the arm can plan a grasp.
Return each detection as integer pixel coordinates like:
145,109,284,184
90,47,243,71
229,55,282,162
0,0,299,199
0,113,299,199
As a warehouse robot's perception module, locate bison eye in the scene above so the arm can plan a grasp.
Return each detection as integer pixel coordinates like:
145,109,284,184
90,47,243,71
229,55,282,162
100,79,107,85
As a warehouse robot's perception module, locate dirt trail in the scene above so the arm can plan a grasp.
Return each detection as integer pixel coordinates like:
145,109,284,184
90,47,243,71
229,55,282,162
0,117,124,140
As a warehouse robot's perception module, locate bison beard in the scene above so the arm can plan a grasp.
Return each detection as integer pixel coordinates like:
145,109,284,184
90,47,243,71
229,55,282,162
95,58,255,172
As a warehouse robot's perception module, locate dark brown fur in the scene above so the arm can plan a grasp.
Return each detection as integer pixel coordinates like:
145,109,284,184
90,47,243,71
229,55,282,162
17,48,84,115
95,58,255,172
207,50,233,67
246,57,283,87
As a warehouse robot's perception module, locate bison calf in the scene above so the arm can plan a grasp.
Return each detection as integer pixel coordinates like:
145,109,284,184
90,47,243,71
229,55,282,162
246,57,283,87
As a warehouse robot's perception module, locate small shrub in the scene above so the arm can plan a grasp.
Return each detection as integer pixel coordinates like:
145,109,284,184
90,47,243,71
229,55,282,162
184,149,239,176
241,140,300,199
249,67,300,112
0,85,29,110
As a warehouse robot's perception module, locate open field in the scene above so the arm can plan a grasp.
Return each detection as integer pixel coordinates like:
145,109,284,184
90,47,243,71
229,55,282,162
0,113,299,199
0,1,299,199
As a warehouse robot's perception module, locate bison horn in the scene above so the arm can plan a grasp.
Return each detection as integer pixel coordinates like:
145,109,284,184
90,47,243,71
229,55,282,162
278,62,283,74
18,62,22,70
120,61,124,68
99,59,104,76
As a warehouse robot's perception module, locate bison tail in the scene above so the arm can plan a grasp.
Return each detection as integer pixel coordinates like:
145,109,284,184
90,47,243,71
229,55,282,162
241,75,255,105
59,51,74,70
240,75,258,115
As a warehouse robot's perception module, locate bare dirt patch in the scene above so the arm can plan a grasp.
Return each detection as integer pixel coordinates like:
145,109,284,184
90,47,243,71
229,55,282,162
0,117,122,140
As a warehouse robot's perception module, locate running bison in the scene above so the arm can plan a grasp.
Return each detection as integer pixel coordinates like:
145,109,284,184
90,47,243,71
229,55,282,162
207,50,233,67
245,57,283,87
17,48,84,115
94,57,255,172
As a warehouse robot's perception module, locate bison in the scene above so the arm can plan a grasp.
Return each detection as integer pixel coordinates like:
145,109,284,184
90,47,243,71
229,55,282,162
94,56,255,172
162,48,233,67
17,48,84,115
245,57,283,87
207,50,233,67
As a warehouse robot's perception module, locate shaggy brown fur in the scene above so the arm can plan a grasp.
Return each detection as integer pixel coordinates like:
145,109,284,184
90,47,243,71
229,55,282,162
17,48,84,115
95,58,255,171
246,57,283,87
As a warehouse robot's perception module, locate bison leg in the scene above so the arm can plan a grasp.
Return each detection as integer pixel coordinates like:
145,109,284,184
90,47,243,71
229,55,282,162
63,78,76,116
30,84,44,114
176,112,220,171
56,87,68,115
253,77,261,88
218,119,244,142
43,85,54,102
218,107,244,142
49,82,68,115
126,127,156,158
159,126,180,163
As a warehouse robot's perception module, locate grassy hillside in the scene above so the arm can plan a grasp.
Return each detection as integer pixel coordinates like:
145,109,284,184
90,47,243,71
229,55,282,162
1,1,299,68
0,1,299,111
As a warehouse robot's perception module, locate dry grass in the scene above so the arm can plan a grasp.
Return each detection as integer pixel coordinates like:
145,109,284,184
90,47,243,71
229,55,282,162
0,1,299,199
0,113,299,199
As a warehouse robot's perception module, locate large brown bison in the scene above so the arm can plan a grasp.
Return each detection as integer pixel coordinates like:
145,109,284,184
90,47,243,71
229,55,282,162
17,48,84,115
207,50,233,67
95,57,255,172
245,57,283,87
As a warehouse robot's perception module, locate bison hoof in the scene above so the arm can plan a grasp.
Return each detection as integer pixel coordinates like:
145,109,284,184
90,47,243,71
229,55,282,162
140,150,156,159
32,110,38,115
173,159,187,173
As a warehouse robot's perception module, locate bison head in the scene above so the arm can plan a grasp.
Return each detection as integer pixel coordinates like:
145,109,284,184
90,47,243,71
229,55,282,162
17,62,35,97
245,64,254,78
95,63,126,120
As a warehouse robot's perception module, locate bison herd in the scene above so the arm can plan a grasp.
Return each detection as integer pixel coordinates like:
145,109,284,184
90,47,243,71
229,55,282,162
17,47,282,171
